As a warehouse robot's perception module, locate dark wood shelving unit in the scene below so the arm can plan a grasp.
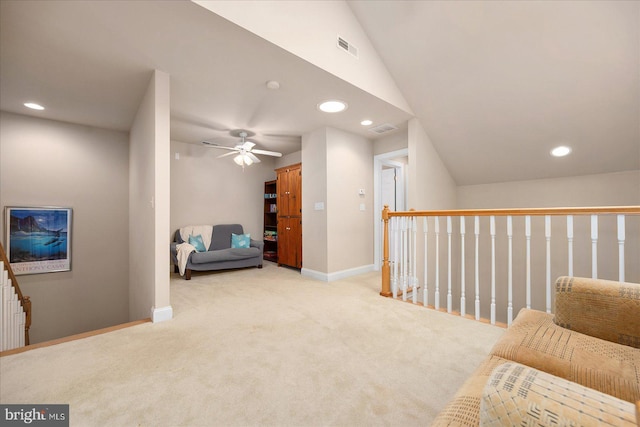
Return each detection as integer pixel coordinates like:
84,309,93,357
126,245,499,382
263,180,278,262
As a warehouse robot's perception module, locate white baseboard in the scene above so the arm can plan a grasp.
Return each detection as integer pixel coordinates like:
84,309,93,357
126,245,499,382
301,264,375,282
151,305,173,323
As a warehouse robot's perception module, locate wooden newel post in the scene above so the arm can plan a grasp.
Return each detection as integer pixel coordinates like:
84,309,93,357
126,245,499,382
23,296,31,346
380,205,392,297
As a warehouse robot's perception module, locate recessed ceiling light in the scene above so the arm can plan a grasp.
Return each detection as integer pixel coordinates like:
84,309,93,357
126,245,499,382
24,102,44,110
318,100,347,113
360,119,373,126
551,146,572,157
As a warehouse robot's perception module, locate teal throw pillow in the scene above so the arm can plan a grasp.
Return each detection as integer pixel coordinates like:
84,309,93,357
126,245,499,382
189,234,207,252
231,233,251,249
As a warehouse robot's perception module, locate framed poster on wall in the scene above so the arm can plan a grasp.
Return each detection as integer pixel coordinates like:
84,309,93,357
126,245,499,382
4,206,72,275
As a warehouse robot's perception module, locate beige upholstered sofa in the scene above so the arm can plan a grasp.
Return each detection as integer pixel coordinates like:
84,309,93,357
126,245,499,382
431,276,640,426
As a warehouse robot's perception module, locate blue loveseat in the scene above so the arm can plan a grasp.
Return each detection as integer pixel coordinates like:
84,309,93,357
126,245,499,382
170,224,263,280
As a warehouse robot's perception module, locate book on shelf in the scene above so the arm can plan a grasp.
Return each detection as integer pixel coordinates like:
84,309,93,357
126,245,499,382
264,230,277,241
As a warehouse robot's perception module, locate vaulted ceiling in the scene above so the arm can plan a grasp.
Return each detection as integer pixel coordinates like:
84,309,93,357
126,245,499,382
1,1,638,185
348,0,639,185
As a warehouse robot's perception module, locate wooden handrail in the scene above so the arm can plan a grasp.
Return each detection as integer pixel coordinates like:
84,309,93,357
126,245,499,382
0,243,31,346
386,206,640,217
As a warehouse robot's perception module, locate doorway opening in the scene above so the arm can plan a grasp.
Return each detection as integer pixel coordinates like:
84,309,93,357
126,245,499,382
374,149,408,271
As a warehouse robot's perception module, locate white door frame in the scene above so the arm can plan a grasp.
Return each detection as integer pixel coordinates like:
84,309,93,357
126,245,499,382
373,148,409,271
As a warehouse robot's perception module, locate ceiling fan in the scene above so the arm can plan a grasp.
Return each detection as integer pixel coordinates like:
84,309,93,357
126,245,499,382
202,130,282,167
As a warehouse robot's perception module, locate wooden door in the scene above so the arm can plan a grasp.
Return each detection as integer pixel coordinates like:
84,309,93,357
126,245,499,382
275,163,302,268
277,164,301,217
277,217,301,268
287,165,301,217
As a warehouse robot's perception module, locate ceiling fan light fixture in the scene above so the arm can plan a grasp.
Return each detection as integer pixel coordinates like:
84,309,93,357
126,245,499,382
233,153,253,166
318,100,347,113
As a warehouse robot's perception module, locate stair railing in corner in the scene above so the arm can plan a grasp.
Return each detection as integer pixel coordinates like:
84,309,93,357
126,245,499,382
0,242,31,350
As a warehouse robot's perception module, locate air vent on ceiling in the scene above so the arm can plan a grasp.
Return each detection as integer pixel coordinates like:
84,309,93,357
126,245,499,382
369,123,398,134
337,35,358,58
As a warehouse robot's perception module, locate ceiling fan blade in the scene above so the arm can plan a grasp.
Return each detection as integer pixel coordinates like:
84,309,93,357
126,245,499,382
202,141,238,151
241,141,256,151
252,149,283,158
246,152,261,164
217,151,237,159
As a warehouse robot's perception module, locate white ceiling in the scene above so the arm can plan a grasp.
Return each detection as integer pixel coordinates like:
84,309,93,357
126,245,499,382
1,1,638,185
0,0,411,156
348,0,640,185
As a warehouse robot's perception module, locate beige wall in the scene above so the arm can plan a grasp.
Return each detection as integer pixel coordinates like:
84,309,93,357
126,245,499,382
276,151,301,169
301,127,374,278
0,112,129,344
129,70,171,322
373,128,408,155
457,170,640,208
301,128,329,273
170,140,277,240
408,118,457,210
326,127,374,273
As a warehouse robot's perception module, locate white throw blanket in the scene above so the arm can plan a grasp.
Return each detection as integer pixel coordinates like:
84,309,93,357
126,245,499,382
175,225,213,276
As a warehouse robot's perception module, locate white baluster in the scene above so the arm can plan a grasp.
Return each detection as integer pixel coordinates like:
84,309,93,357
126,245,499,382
474,216,480,321
0,269,5,351
435,217,440,310
423,217,429,307
545,215,551,314
402,217,408,301
460,216,466,317
19,311,25,348
412,216,418,304
507,215,513,326
525,215,531,309
447,216,452,313
490,216,496,325
591,215,598,279
567,215,574,277
618,215,625,282
392,217,399,298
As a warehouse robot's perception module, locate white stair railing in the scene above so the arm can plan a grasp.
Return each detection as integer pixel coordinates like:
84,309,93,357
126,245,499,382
380,206,640,326
0,243,31,352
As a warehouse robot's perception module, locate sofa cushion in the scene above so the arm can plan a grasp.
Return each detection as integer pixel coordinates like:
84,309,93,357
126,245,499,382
190,247,260,264
490,308,640,403
480,362,637,426
210,224,244,251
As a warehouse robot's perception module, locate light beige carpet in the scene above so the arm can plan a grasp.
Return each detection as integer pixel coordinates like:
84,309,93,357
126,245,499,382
0,263,504,426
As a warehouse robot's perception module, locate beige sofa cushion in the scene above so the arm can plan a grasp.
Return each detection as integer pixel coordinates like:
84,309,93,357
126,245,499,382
490,308,640,403
480,362,637,426
554,276,640,348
